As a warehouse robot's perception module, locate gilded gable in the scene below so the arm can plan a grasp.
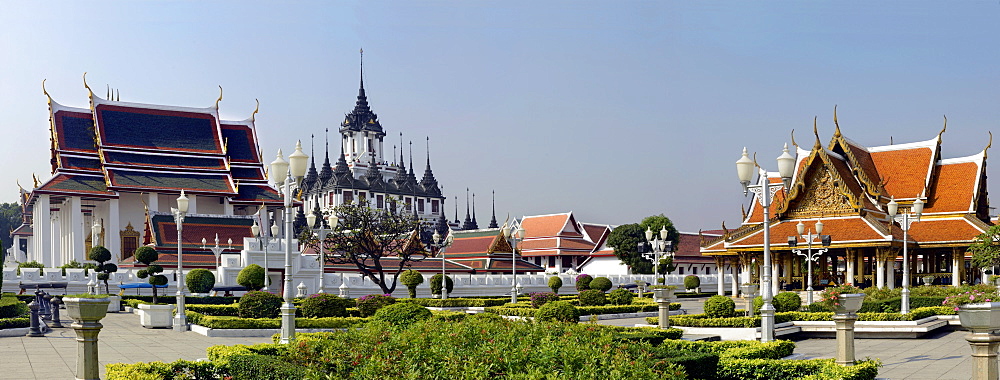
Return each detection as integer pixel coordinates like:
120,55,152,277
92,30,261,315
786,166,855,218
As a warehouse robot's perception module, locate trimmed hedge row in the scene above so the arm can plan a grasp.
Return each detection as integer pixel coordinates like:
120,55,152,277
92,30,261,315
185,311,368,329
485,302,681,318
604,326,685,345
398,297,511,307
859,296,947,313
106,360,225,380
659,306,957,327
0,297,29,318
0,317,30,329
718,358,881,380
122,295,238,305
185,304,240,316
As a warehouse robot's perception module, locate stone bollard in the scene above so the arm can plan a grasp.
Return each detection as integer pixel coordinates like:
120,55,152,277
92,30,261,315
42,293,53,321
50,296,64,328
339,281,350,298
834,312,858,365
65,297,111,380
26,301,45,337
296,282,307,298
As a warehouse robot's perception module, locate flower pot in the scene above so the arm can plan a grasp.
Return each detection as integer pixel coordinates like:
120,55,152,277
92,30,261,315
922,276,935,286
137,304,174,329
652,288,675,303
958,302,1000,334
833,293,865,314
741,284,759,297
106,295,121,313
64,297,111,323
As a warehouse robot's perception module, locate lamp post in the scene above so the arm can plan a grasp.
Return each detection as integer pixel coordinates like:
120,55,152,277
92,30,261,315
788,220,831,305
171,190,190,332
250,218,280,291
642,226,673,282
307,210,339,294
270,142,309,344
431,229,455,299
503,224,526,304
201,234,231,271
736,144,795,343
888,196,923,314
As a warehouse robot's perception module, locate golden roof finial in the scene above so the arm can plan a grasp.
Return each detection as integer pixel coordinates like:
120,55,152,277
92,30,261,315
813,116,822,149
82,72,92,96
251,98,260,122
215,85,223,109
42,79,51,104
938,115,947,139
790,129,798,148
833,105,841,137
985,131,992,159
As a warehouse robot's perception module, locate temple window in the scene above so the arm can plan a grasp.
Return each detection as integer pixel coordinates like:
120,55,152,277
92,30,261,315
418,199,425,213
431,200,439,213
376,195,384,209
343,191,354,204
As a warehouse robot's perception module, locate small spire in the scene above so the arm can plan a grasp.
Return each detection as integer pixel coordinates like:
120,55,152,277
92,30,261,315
454,196,459,225
488,190,499,229
305,134,319,188
471,193,478,229
812,116,822,149
319,128,333,184
462,188,473,230
360,47,364,91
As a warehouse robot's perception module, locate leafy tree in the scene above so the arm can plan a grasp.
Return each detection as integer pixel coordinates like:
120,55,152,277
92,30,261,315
305,201,424,295
606,215,680,281
134,246,167,303
970,225,1000,270
88,246,118,294
0,202,22,259
657,255,677,277
639,214,680,250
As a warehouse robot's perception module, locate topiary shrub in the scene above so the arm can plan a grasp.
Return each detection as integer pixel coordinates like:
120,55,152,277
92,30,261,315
548,276,563,294
399,270,423,298
529,291,561,308
608,288,634,305
238,291,282,318
430,274,454,296
237,264,266,291
704,295,736,318
773,292,802,312
356,294,396,317
535,300,580,323
134,246,167,304
372,302,432,327
186,268,216,294
684,275,701,290
300,293,352,318
590,277,613,292
575,274,593,291
578,289,607,306
88,245,118,294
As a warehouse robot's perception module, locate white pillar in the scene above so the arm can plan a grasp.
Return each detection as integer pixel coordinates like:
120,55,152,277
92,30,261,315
876,259,886,289
952,251,961,287
70,196,85,263
887,262,895,289
50,213,60,267
108,199,120,263
223,197,233,215
845,250,856,287
772,258,781,295
731,264,739,296
187,194,198,214
147,193,159,213
717,260,725,296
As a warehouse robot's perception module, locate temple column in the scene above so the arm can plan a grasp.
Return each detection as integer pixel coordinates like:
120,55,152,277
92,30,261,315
952,248,962,287
783,253,793,285
887,254,895,289
845,249,856,287
187,194,198,214
50,213,61,268
70,196,85,263
222,197,233,215
146,193,158,213
715,257,725,295
772,253,781,295
108,199,120,263
730,257,739,296
875,248,886,289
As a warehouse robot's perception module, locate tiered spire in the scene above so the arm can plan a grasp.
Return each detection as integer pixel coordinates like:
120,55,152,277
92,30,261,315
364,152,384,189
340,49,383,134
304,134,319,189
462,188,474,230
454,196,460,225
420,137,441,196
488,190,498,228
319,128,333,184
470,193,479,229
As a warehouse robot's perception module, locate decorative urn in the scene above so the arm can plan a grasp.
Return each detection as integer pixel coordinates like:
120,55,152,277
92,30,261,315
652,287,675,303
64,297,111,323
741,284,759,298
958,302,1000,334
833,293,866,314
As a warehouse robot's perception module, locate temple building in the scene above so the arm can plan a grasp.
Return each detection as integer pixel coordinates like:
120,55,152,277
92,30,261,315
299,59,446,229
11,77,280,268
701,115,992,291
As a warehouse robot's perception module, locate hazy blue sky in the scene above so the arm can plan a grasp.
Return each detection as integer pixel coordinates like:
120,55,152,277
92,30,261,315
1,1,998,232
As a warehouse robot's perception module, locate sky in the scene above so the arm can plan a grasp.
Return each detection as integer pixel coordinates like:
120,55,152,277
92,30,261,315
1,1,998,233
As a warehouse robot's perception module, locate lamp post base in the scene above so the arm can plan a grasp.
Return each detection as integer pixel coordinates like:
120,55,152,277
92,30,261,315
759,304,775,343
834,313,858,366
279,303,296,344
173,292,188,332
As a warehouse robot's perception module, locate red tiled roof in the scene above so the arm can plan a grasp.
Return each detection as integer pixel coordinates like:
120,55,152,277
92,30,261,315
520,213,572,238
925,162,979,213
870,146,934,199
907,217,987,244
728,217,892,249
448,235,500,256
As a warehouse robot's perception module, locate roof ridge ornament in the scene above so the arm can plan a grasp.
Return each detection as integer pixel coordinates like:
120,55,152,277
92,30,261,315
42,79,51,104
251,99,260,122
985,131,993,159
812,116,822,150
833,105,841,138
938,115,947,140
790,129,798,148
82,72,93,97
214,85,223,109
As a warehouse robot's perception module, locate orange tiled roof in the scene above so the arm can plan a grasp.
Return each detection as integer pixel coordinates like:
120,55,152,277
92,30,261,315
925,161,979,213
870,145,935,199
728,217,893,249
520,213,572,238
519,238,560,250
906,217,987,245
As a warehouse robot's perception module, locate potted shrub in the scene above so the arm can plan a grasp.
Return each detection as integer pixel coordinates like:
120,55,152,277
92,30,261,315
88,245,120,312
923,275,935,286
63,293,111,323
740,283,759,298
684,275,700,292
548,276,563,294
944,290,1000,333
818,284,865,314
134,246,172,328
399,270,423,298
237,264,266,291
185,268,216,296
430,274,453,298
649,285,677,303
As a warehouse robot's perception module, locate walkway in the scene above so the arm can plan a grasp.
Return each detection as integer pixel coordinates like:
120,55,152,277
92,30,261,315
0,312,271,379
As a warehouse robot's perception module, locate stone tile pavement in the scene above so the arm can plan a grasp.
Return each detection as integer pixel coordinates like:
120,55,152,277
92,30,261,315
0,312,271,380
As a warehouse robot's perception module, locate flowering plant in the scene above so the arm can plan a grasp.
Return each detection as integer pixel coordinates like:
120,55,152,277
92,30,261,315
818,283,863,310
942,290,992,311
528,292,560,308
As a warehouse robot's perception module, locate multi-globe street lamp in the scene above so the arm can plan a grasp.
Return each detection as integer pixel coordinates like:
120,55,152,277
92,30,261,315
307,210,339,294
201,234,232,270
269,142,309,344
736,144,795,343
171,190,190,332
251,217,280,292
502,224,526,304
888,196,924,314
642,226,673,281
431,229,455,299
788,220,831,305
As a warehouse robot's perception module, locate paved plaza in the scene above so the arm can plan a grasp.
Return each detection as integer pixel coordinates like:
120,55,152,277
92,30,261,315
0,298,985,380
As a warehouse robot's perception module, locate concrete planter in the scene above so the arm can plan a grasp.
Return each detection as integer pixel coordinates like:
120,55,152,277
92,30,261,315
834,293,865,314
106,295,121,313
959,302,1000,333
64,297,111,322
137,304,174,329
741,284,759,297
652,288,675,302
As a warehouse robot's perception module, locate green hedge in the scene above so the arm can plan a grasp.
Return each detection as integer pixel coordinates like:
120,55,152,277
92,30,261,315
0,317,29,329
485,302,680,318
397,297,511,307
228,353,312,380
656,340,795,360
105,360,225,380
121,295,238,305
859,296,946,313
660,307,957,327
185,311,368,329
185,304,240,316
605,326,684,345
0,297,29,318
718,358,880,380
